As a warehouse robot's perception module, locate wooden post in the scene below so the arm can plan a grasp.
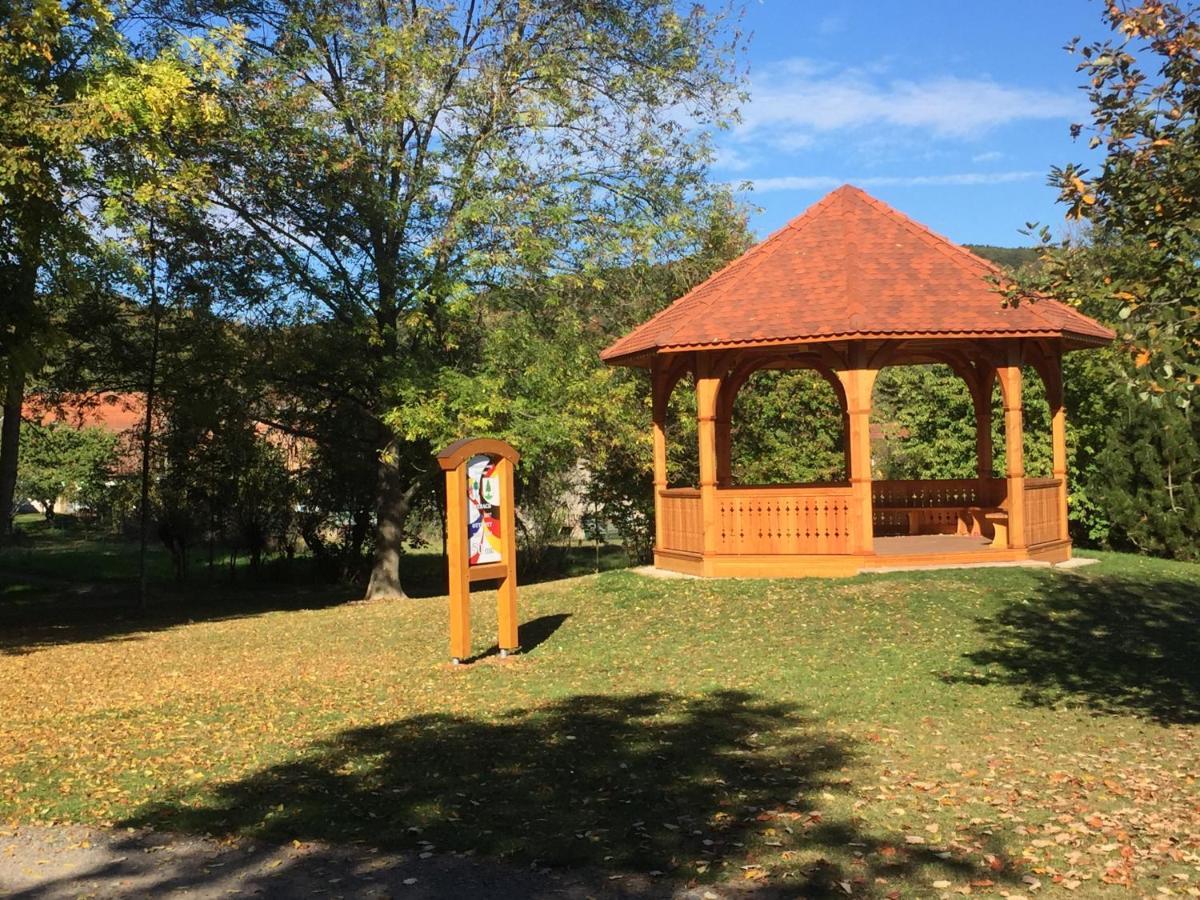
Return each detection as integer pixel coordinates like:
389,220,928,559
495,455,518,651
837,358,877,556
842,408,853,482
651,359,669,553
997,353,1026,550
715,415,732,487
1043,353,1070,543
445,466,471,661
696,354,721,568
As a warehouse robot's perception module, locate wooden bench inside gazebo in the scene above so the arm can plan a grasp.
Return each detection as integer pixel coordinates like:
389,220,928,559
601,186,1114,577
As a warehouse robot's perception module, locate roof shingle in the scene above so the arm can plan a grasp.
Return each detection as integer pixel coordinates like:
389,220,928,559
601,185,1114,365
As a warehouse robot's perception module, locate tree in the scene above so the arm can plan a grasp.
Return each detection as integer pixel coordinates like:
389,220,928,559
871,365,976,481
1095,387,1200,558
1009,1,1200,557
14,421,118,520
1020,0,1199,402
158,0,744,597
730,370,845,484
388,197,752,566
1,0,115,539
0,0,231,542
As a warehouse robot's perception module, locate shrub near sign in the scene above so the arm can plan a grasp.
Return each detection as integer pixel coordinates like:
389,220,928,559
436,438,520,663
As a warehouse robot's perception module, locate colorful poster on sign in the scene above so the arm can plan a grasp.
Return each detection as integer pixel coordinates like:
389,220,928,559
466,454,502,565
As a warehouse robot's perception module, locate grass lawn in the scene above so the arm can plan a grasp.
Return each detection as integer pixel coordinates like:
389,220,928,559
1,546,1198,897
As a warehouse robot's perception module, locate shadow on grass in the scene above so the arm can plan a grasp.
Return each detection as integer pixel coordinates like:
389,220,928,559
462,613,571,663
0,542,625,656
115,691,1001,897
946,570,1200,724
0,580,362,657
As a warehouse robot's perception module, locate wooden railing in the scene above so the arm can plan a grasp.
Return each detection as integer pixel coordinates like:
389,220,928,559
659,488,704,554
872,478,1007,536
872,478,1007,509
1023,477,1062,546
659,478,1059,556
715,485,853,555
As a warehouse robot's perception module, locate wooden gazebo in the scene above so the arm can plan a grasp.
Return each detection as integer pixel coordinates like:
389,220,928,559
601,186,1114,577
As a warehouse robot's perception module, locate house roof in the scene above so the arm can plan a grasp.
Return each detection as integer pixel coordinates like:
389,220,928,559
601,185,1115,366
23,393,145,432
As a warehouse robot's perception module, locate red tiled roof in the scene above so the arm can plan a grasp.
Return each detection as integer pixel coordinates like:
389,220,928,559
23,393,145,432
601,185,1114,365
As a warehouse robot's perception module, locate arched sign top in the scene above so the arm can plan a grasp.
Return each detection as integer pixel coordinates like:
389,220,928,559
436,437,520,472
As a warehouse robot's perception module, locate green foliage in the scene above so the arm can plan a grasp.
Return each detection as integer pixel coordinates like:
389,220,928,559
386,196,752,565
873,366,977,480
730,370,845,484
150,0,745,594
991,1,1200,557
14,421,118,518
1095,389,1200,560
388,306,615,564
0,0,238,543
1019,1,1200,402
963,245,1040,271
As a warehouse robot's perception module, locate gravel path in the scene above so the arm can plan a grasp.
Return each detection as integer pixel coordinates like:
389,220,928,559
0,825,752,899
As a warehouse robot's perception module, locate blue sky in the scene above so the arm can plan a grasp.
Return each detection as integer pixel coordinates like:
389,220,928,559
716,0,1111,246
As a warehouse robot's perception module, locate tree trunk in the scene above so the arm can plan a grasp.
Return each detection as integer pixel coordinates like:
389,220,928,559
136,237,162,613
0,366,26,543
365,443,415,600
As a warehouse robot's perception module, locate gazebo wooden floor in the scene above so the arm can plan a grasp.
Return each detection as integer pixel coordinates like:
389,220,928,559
873,534,993,556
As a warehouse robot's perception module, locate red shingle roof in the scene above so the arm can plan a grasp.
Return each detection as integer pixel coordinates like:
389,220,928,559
601,185,1114,365
23,393,145,432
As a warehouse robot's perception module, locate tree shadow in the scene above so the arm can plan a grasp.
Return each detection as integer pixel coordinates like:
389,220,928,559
0,581,362,657
945,570,1200,724
3,826,674,899
116,691,999,897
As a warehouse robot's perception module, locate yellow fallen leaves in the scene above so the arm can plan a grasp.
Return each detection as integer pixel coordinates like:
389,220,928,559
1,561,1199,897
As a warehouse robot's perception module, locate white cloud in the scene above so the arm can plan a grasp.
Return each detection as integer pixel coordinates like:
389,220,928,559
712,145,758,173
734,58,1082,143
748,170,1043,192
972,150,1006,163
747,175,843,192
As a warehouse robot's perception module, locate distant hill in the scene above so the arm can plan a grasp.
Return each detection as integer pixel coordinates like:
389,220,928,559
964,245,1040,271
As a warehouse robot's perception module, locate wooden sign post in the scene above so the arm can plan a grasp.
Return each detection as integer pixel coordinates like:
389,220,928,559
436,437,520,664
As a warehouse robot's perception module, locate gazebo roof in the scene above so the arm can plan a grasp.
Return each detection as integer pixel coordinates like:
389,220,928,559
601,185,1114,366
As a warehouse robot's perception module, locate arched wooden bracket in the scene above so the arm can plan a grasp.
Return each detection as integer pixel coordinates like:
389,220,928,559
437,437,521,472
437,437,520,663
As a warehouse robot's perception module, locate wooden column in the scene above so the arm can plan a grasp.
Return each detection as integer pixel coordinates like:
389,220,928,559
842,408,853,482
445,466,471,661
837,359,877,556
1043,353,1070,543
997,352,1026,549
696,354,722,567
651,358,669,552
715,415,733,486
